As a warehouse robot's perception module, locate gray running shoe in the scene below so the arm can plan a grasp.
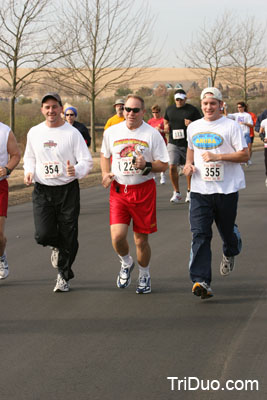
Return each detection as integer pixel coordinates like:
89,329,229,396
53,273,70,292
220,254,235,276
0,253,9,279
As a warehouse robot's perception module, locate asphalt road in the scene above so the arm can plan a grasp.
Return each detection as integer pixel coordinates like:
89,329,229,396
1,151,266,400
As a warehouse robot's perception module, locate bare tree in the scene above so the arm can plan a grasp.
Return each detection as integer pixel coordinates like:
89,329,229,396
0,0,66,132
222,17,267,102
49,0,157,152
180,12,235,86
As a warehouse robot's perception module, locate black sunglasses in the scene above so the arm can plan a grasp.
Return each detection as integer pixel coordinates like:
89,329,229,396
66,113,75,116
124,107,141,113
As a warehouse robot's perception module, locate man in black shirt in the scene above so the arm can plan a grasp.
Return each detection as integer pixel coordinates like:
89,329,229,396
164,89,201,203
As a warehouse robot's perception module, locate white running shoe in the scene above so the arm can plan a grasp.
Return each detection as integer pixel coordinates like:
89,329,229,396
53,273,70,292
247,160,252,166
0,253,9,279
265,178,267,187
220,254,235,276
117,261,135,289
170,191,182,203
185,191,191,203
160,172,166,184
136,275,151,294
51,248,59,269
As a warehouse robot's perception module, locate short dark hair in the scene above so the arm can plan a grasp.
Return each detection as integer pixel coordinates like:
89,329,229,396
174,89,186,95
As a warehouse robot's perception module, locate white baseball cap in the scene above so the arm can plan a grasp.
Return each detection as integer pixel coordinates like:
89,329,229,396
174,93,186,100
200,87,222,101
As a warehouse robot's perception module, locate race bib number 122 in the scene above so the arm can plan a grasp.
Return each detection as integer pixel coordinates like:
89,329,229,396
118,157,142,176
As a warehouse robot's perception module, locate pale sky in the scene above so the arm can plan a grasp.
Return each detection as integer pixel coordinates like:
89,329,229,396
135,0,267,67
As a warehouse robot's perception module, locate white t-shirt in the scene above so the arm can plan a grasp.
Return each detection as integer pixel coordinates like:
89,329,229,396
187,116,247,194
101,121,169,185
227,112,253,136
24,121,93,185
260,118,267,148
0,122,10,181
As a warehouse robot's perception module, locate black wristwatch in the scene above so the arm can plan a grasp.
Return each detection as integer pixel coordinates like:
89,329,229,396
142,162,152,176
5,166,12,176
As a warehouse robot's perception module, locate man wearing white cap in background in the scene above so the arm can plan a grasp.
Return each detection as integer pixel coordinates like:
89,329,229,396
164,89,201,203
104,99,125,131
183,87,249,299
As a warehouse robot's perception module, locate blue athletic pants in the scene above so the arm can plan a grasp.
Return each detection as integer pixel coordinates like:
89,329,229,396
189,191,242,285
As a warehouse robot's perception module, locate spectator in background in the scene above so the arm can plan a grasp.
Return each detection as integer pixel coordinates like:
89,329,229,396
104,99,125,131
148,104,167,184
64,105,91,147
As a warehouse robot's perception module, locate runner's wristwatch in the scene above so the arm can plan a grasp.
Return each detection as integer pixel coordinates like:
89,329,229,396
142,162,152,176
5,166,12,176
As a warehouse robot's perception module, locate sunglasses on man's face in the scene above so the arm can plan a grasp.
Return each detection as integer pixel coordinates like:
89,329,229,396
124,107,141,113
66,113,75,116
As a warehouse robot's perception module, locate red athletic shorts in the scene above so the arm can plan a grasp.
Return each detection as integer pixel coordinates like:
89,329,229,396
110,179,157,234
0,179,8,217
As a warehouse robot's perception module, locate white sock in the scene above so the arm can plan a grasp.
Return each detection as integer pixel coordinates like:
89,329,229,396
118,254,132,267
138,265,150,277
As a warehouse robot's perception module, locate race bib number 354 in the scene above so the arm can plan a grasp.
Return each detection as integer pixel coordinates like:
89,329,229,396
42,161,63,178
201,162,224,181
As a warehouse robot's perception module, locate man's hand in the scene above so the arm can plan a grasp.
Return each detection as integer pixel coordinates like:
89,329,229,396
102,172,115,188
183,163,196,176
66,160,75,176
0,166,8,178
132,149,146,170
184,119,192,127
24,172,33,186
201,151,218,162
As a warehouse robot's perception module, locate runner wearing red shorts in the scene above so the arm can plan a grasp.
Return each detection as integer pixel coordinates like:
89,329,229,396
0,122,21,280
101,94,169,294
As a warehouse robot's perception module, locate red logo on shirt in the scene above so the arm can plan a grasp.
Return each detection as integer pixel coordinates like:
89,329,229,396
44,140,57,148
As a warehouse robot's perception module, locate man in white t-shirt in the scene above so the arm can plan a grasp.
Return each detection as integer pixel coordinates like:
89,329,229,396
183,87,249,299
24,93,93,293
259,118,267,187
101,94,169,294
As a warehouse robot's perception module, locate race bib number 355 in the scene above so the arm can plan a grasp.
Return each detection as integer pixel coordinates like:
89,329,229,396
201,162,224,181
42,161,63,178
118,157,142,176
